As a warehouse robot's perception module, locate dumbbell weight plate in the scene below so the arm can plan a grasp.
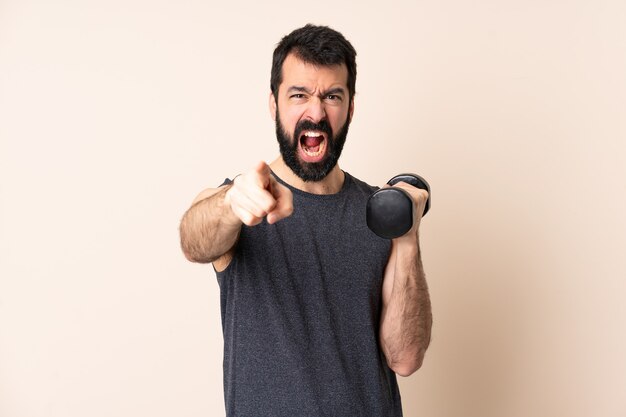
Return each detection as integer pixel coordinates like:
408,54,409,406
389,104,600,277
366,188,415,239
366,173,431,239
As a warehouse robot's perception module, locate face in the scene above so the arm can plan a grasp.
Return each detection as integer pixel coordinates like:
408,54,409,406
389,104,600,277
270,54,354,182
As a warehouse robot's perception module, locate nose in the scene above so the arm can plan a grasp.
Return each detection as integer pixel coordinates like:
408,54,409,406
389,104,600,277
304,97,326,123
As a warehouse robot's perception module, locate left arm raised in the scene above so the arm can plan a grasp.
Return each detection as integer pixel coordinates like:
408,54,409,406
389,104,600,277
379,183,433,377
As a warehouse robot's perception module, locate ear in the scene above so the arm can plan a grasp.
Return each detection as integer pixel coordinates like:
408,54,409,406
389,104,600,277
348,98,355,122
269,92,277,121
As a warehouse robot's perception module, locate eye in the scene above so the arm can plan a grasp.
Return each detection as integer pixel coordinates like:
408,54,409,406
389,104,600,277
325,94,342,101
290,94,306,99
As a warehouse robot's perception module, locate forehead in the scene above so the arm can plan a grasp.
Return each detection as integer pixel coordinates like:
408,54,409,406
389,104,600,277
279,53,349,93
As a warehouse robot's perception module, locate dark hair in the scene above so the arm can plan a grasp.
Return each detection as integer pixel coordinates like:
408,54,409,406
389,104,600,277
270,24,357,101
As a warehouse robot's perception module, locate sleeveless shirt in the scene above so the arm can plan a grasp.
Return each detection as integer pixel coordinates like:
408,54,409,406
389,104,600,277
216,171,402,417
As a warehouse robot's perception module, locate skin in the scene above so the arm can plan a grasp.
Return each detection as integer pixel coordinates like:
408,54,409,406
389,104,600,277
179,53,432,376
269,53,353,194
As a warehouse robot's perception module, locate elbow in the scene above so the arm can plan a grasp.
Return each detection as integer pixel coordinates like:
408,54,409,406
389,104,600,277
381,332,432,377
180,242,214,264
181,244,199,263
180,232,198,263
384,339,430,377
179,230,213,264
388,353,425,377
181,246,202,263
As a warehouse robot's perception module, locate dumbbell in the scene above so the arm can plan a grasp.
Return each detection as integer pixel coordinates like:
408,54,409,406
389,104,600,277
366,174,431,239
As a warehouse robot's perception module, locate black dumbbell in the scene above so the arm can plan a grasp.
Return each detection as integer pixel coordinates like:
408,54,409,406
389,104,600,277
366,174,431,239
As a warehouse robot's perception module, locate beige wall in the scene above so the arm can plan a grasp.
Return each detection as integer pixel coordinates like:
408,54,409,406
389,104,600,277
1,0,625,416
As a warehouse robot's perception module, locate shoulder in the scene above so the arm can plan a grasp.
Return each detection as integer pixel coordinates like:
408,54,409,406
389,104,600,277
344,172,380,196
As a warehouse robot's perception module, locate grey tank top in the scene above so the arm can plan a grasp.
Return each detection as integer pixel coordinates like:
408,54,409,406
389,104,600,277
216,171,402,417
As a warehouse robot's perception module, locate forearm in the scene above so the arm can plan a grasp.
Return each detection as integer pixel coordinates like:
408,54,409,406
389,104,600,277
179,185,242,263
379,235,432,376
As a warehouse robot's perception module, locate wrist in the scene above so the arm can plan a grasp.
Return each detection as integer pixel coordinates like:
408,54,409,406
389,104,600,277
394,230,420,253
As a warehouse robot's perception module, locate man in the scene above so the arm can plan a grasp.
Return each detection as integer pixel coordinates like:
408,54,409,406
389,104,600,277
180,24,432,416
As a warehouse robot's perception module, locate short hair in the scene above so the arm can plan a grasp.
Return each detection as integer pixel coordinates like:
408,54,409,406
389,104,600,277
270,24,357,101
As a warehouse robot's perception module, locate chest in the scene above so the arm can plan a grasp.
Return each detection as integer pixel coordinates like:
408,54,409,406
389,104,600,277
238,195,391,303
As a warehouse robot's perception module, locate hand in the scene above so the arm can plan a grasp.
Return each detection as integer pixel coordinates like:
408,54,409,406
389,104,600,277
225,161,294,226
385,181,429,236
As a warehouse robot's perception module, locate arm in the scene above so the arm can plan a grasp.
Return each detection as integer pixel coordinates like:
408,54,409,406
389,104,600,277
379,183,432,377
179,161,293,268
179,185,242,265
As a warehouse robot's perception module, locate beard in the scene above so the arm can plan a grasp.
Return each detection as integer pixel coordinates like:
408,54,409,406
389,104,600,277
275,108,350,182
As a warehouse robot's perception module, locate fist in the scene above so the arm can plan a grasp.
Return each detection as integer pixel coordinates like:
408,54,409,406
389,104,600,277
385,181,429,234
225,161,294,226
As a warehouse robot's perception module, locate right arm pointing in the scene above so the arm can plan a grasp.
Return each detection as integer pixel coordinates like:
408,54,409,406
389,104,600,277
179,161,293,269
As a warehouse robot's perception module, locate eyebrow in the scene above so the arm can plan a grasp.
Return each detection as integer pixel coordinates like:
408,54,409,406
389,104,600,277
286,86,346,96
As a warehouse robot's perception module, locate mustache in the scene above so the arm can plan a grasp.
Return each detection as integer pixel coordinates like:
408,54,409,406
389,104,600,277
294,119,333,139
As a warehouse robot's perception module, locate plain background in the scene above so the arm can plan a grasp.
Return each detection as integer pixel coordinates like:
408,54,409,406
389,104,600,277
1,0,625,416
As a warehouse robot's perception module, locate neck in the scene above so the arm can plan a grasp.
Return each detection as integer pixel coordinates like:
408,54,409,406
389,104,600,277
270,157,345,195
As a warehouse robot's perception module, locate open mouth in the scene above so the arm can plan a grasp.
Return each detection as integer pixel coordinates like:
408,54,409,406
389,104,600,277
298,130,327,162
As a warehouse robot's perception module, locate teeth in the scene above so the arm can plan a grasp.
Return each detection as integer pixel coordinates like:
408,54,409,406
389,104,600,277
303,131,322,137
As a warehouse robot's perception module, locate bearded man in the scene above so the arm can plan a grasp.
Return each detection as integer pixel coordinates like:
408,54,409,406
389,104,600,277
180,24,432,417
